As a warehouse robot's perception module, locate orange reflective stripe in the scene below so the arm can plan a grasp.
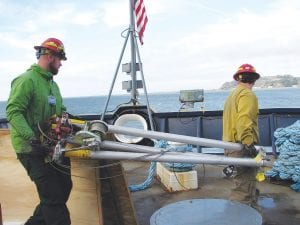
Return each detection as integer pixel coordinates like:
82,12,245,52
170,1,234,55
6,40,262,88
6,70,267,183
44,41,64,51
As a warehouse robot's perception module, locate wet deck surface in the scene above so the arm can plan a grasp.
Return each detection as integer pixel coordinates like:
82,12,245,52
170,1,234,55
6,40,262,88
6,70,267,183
123,161,300,225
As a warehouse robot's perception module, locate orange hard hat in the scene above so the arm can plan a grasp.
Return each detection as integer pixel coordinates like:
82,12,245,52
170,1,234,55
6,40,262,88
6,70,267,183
34,38,67,60
233,63,260,81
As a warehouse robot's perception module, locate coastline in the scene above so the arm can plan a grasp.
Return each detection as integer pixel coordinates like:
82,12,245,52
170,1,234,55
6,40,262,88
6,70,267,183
0,87,299,102
1,87,300,119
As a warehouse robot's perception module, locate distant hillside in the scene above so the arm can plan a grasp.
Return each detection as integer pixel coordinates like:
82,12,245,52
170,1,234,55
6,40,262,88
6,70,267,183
220,75,300,90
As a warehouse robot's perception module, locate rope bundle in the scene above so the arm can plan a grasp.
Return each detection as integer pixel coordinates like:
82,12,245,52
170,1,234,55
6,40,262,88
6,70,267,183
265,120,300,191
128,140,194,192
156,140,194,172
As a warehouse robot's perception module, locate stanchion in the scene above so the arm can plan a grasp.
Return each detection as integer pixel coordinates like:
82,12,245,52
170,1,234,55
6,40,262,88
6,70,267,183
0,203,3,225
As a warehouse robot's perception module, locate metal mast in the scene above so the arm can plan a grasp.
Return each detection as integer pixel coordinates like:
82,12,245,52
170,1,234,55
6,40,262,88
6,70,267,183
101,0,154,130
129,0,138,104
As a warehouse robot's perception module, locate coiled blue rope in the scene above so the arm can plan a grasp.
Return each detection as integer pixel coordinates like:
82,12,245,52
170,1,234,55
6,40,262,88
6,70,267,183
265,120,300,192
156,140,194,172
128,140,194,192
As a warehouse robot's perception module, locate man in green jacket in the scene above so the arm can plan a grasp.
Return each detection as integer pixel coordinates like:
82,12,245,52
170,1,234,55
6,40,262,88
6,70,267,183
6,38,72,225
223,63,260,208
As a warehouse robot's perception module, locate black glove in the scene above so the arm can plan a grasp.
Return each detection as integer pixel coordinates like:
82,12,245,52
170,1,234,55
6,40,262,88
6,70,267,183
29,139,51,157
242,143,258,158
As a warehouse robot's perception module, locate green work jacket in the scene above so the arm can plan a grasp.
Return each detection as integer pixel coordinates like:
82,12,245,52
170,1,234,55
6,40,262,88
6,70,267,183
222,83,259,145
6,64,66,153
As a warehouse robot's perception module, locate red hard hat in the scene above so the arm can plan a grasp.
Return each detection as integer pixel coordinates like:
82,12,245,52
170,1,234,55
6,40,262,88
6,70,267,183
34,38,67,60
233,63,260,81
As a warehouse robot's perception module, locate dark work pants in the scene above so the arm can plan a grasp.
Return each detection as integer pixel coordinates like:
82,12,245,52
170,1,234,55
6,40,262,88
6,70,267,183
17,153,72,225
224,149,259,206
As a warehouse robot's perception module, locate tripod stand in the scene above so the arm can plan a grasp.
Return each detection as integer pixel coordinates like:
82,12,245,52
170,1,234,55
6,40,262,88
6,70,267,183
101,0,154,131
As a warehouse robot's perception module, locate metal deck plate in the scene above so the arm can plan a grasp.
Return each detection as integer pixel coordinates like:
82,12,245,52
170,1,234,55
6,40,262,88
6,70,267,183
150,199,262,225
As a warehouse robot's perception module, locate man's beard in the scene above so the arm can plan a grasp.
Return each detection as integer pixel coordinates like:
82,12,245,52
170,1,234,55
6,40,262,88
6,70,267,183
49,62,59,75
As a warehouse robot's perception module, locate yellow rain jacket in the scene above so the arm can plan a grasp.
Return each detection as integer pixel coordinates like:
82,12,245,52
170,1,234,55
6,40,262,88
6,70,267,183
222,84,259,145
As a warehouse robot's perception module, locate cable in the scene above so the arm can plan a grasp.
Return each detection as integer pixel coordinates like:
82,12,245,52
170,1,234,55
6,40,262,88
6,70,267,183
38,122,56,142
176,105,198,125
49,149,168,181
50,160,132,180
172,164,188,190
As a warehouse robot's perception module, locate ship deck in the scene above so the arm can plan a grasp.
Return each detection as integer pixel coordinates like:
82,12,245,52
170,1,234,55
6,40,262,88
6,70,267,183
124,161,300,225
1,128,300,225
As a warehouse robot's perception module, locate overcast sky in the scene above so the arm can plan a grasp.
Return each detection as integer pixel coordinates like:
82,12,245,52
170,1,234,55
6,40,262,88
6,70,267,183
1,0,300,101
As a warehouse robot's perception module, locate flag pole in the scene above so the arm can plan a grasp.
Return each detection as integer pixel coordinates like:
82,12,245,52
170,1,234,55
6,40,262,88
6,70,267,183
129,0,138,105
101,0,153,127
101,1,137,119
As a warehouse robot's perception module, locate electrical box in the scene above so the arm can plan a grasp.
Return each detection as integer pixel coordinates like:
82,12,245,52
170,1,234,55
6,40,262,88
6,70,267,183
122,63,140,73
122,80,143,91
179,89,204,103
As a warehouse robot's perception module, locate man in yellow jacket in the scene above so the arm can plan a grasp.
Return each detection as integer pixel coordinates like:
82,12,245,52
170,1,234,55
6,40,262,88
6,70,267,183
223,63,260,208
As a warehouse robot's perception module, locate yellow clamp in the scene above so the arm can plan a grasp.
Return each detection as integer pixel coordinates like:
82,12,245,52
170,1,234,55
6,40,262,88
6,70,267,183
254,148,266,182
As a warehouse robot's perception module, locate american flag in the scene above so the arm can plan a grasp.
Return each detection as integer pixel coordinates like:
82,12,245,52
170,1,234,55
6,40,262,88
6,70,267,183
134,0,148,45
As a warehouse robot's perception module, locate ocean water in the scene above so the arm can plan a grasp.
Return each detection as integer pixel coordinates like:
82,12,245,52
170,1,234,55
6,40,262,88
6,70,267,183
1,88,300,118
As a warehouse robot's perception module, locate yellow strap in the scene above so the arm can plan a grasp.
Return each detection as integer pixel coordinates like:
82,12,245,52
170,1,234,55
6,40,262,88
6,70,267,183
64,150,91,159
70,118,86,125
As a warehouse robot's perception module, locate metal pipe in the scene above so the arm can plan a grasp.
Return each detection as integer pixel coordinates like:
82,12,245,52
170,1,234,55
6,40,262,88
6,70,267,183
129,0,138,104
101,140,205,156
101,140,220,157
101,140,157,153
100,141,271,167
63,139,271,167
107,124,243,151
65,140,203,155
87,151,269,167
